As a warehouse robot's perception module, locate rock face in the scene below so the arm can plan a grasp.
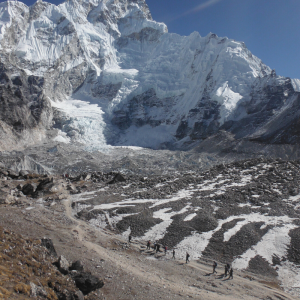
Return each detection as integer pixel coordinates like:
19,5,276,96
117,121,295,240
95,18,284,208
0,61,52,150
0,0,299,152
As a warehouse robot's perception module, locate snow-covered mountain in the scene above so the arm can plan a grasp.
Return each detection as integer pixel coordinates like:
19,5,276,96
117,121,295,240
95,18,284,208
0,0,299,151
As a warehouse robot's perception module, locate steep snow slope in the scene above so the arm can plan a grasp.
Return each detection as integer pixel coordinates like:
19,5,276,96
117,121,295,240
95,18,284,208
292,79,300,92
0,0,299,151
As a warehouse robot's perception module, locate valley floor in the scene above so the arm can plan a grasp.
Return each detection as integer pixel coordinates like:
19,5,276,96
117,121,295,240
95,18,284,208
0,198,298,300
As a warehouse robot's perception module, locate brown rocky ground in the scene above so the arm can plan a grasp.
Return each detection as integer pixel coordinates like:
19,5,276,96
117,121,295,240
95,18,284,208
0,226,87,300
0,168,299,300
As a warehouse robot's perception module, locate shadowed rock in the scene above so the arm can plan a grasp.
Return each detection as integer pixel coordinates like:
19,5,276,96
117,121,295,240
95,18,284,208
69,260,84,272
22,183,35,195
71,272,104,295
41,238,57,257
108,173,126,184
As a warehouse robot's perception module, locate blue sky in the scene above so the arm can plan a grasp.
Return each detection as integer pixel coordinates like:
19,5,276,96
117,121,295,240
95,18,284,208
9,0,300,79
146,0,300,79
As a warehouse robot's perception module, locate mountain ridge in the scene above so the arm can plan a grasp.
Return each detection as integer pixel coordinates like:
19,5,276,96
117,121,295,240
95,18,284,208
0,0,299,152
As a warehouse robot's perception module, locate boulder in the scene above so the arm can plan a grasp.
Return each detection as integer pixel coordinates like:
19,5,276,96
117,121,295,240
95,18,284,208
57,255,70,275
7,195,15,204
41,238,57,257
53,286,83,300
16,191,24,197
30,282,47,298
108,173,126,184
0,194,15,205
19,170,29,177
16,184,23,190
67,184,76,191
7,169,19,179
36,177,54,192
289,187,299,196
83,173,91,181
72,272,104,295
32,178,56,198
74,290,84,300
74,175,83,181
22,183,35,195
69,260,84,272
0,169,8,176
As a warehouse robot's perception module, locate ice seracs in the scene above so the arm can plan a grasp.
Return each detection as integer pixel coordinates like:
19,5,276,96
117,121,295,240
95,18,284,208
0,0,299,151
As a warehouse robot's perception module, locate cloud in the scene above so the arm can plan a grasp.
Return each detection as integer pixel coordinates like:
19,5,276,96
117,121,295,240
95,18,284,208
184,0,223,15
169,0,223,21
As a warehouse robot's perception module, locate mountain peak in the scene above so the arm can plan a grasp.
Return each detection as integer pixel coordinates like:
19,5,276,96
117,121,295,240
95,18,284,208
0,0,298,153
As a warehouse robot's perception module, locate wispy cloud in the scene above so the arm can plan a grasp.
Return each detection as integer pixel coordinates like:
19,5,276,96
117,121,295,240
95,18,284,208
169,0,223,22
184,0,223,16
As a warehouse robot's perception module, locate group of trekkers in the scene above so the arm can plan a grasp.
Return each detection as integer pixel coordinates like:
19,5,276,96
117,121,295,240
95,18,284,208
134,238,234,280
212,261,233,279
147,240,169,255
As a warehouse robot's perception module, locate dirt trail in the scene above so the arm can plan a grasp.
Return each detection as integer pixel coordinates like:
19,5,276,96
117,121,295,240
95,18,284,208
61,199,298,300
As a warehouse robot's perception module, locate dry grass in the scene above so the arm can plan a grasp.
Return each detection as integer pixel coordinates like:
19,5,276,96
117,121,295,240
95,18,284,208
13,283,30,296
0,226,80,299
0,287,11,298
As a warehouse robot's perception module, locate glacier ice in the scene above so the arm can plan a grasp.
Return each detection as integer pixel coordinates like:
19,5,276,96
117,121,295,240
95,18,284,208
2,0,298,151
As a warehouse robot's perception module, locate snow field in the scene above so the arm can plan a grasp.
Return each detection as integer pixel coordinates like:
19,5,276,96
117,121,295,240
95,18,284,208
0,0,276,150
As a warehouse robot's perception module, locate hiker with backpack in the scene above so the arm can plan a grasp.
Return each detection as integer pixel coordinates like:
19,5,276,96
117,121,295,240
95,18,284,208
186,252,190,263
213,261,217,273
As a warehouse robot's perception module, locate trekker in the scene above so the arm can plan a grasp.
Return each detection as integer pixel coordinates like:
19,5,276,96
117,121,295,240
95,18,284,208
172,249,175,259
153,243,157,251
213,261,217,273
147,240,151,250
229,268,233,279
224,265,228,276
186,252,190,263
164,246,167,255
128,235,132,243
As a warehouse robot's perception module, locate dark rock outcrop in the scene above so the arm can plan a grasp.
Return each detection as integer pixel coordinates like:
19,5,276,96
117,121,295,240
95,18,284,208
108,173,126,184
69,260,84,272
0,62,52,150
71,272,104,295
22,183,35,195
41,238,58,257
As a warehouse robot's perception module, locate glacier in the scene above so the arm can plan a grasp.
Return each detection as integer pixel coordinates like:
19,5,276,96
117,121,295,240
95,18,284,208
0,0,299,151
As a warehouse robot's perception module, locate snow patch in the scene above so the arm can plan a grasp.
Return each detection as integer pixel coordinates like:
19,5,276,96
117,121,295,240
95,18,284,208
215,81,243,124
175,213,295,261
184,213,197,221
233,222,296,269
140,205,191,241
